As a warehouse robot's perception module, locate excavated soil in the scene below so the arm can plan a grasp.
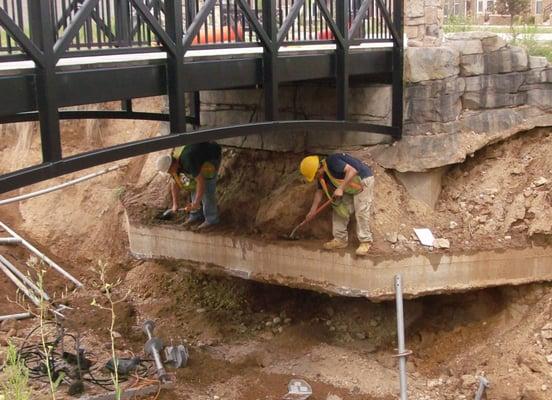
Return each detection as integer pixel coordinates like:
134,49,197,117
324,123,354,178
125,127,552,256
1,98,552,399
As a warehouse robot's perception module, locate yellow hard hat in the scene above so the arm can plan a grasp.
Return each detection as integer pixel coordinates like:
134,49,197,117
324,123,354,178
299,155,320,182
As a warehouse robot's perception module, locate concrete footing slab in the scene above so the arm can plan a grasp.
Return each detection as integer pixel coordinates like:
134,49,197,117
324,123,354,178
127,215,552,300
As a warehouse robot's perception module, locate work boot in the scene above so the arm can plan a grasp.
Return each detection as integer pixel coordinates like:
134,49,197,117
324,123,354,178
323,239,348,251
193,221,218,232
355,242,371,256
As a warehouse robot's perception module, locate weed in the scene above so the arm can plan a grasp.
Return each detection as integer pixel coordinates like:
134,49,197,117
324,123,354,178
0,341,32,400
91,261,130,400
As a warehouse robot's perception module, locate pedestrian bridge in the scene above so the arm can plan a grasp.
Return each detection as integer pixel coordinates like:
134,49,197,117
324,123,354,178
0,0,403,193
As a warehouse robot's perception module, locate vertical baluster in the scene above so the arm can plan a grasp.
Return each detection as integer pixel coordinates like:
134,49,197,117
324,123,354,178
241,0,246,42
5,0,12,53
302,0,306,41
308,0,312,39
218,0,224,42
106,0,113,47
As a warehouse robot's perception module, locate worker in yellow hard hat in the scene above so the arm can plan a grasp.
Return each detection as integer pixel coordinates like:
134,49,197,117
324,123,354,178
300,153,374,256
156,142,222,231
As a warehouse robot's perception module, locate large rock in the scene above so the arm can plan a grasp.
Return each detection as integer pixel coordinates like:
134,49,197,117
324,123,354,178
484,46,529,74
373,110,552,171
447,39,483,55
406,47,460,83
462,91,527,109
406,0,425,18
529,56,548,69
407,94,462,122
464,72,525,92
446,31,506,52
524,84,552,110
460,54,485,76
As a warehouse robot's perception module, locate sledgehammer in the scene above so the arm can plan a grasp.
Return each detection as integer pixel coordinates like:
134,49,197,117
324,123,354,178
287,199,332,240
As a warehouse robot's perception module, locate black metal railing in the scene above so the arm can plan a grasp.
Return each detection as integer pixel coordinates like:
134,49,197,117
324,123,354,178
0,0,396,60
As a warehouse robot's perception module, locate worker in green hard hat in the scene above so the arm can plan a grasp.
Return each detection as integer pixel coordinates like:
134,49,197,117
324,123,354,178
299,153,374,256
157,142,222,231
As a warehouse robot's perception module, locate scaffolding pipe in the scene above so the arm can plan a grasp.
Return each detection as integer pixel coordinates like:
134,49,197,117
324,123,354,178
395,274,408,400
0,312,32,321
0,165,121,206
0,238,21,244
0,260,40,306
0,221,83,288
0,254,50,301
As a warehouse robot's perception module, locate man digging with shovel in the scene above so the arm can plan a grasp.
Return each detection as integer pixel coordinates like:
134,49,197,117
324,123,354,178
156,142,222,231
299,153,374,256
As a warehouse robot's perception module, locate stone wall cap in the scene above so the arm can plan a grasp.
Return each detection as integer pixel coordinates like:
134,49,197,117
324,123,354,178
446,31,499,41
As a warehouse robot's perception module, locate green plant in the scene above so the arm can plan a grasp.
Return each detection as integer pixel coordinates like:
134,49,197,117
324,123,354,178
443,15,476,33
1,341,32,400
91,261,130,400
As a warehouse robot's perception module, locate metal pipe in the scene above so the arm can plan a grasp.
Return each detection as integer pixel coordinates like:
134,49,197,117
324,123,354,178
0,260,40,306
395,274,408,400
0,165,121,206
0,255,50,301
0,238,21,244
0,221,83,288
0,312,32,322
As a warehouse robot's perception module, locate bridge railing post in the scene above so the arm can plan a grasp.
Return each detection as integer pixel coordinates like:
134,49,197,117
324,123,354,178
165,0,187,133
262,0,279,121
29,0,62,163
336,0,349,121
115,0,132,47
391,0,404,139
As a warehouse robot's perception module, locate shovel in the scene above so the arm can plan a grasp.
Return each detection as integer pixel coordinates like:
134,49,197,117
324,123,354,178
287,199,332,240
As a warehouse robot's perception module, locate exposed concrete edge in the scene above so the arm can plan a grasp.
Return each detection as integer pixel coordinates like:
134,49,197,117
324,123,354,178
371,114,552,172
126,214,552,300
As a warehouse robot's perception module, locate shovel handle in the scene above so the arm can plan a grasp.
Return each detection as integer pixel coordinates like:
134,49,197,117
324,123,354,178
290,199,333,238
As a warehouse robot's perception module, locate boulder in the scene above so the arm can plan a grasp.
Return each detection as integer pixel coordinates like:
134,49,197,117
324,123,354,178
462,91,527,110
464,72,525,92
526,85,552,110
460,54,485,76
447,39,483,55
529,56,548,69
405,47,459,83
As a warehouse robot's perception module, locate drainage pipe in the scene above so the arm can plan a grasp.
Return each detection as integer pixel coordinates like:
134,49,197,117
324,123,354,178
0,221,83,288
395,274,408,400
0,260,40,306
0,255,50,301
0,238,21,245
0,312,32,322
0,165,121,206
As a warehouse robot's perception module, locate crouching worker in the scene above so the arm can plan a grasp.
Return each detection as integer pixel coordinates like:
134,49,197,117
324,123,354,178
299,153,374,256
156,142,222,230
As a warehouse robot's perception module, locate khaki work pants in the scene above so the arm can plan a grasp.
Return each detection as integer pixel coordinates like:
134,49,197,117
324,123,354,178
332,176,374,243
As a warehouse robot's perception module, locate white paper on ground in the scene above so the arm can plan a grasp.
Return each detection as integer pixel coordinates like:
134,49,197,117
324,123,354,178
413,228,435,247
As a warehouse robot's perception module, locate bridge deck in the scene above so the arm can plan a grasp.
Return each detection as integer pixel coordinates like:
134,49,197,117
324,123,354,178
0,42,393,74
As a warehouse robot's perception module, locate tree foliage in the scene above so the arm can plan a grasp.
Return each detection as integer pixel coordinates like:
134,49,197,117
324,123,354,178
495,0,531,25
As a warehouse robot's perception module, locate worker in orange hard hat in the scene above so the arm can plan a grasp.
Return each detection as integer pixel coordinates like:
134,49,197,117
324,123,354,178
299,153,374,256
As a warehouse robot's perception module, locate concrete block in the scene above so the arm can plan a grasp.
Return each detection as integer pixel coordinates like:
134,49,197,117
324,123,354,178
394,167,449,209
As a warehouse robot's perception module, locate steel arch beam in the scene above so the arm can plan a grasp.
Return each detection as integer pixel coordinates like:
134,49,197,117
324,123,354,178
0,120,397,194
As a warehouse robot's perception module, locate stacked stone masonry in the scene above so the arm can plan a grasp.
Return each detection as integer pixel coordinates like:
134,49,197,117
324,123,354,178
199,32,552,171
